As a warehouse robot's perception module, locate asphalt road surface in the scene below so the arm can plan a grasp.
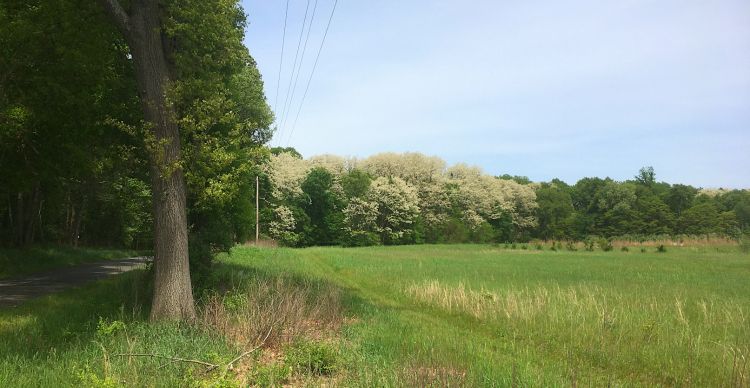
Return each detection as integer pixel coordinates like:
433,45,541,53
0,257,151,308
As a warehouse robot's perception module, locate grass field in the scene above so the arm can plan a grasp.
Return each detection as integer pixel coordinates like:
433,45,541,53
1,244,748,386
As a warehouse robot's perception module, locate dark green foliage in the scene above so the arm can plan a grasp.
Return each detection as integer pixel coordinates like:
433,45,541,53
341,169,372,199
657,244,667,253
341,231,381,247
300,168,344,246
535,182,574,240
621,246,629,252
498,174,531,184
270,146,302,158
0,0,273,289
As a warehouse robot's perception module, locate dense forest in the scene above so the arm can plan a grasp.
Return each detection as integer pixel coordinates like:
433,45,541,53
0,0,273,289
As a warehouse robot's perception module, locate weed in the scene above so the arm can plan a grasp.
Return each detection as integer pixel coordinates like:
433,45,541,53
284,339,338,376
96,317,126,338
249,362,291,386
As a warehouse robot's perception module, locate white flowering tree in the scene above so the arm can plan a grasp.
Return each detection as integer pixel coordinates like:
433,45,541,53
341,197,380,246
368,177,421,244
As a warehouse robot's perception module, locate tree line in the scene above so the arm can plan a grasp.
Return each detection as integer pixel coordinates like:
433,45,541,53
263,152,749,246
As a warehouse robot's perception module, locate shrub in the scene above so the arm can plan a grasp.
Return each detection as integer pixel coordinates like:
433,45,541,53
640,247,647,253
566,241,578,251
597,238,613,252
511,243,517,250
535,244,543,250
657,244,667,253
342,231,380,247
521,244,528,250
740,233,750,254
284,340,338,376
549,244,557,251
620,246,629,252
584,238,595,252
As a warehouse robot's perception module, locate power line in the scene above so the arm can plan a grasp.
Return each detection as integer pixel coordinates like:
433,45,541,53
278,0,319,134
272,0,290,145
277,0,311,143
286,0,339,146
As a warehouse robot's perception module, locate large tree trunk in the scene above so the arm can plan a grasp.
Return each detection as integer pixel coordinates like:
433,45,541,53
100,0,195,321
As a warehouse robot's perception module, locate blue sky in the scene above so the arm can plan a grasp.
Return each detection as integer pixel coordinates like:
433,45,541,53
240,0,750,188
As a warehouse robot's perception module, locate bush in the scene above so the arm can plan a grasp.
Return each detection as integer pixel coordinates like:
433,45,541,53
584,238,595,252
566,241,578,251
657,244,667,253
521,244,528,250
342,231,380,247
740,233,750,254
284,340,338,376
535,244,543,250
620,246,629,252
597,238,613,252
640,247,647,253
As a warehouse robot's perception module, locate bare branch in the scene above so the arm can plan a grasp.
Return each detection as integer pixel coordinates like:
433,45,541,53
115,353,218,370
224,323,275,370
98,0,131,38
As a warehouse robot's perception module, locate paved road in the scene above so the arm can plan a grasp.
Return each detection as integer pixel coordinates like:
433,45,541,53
0,257,151,308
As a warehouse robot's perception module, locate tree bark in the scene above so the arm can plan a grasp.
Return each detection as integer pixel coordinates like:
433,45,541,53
99,0,195,321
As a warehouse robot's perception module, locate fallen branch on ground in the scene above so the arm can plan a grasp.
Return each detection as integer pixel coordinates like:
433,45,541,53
116,321,277,376
114,353,218,370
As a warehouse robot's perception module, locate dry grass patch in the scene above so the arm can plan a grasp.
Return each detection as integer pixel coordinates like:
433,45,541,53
198,275,345,385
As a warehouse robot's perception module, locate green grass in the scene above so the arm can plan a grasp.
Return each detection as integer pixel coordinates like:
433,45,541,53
221,244,750,386
0,245,146,279
0,268,236,387
0,244,748,386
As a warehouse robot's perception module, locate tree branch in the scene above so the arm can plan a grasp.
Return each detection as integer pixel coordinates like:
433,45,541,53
115,353,218,370
98,0,132,38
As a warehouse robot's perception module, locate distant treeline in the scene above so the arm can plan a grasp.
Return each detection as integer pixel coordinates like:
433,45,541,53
263,150,749,246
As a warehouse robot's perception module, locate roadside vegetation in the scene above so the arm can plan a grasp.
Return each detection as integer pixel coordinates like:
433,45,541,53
2,244,747,386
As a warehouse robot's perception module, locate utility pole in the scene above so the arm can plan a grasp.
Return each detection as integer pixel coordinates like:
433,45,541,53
255,175,259,244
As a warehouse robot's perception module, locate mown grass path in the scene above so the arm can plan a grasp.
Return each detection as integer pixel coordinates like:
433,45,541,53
0,256,150,308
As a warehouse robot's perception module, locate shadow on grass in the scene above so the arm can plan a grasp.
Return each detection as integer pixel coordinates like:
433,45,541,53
0,269,153,358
